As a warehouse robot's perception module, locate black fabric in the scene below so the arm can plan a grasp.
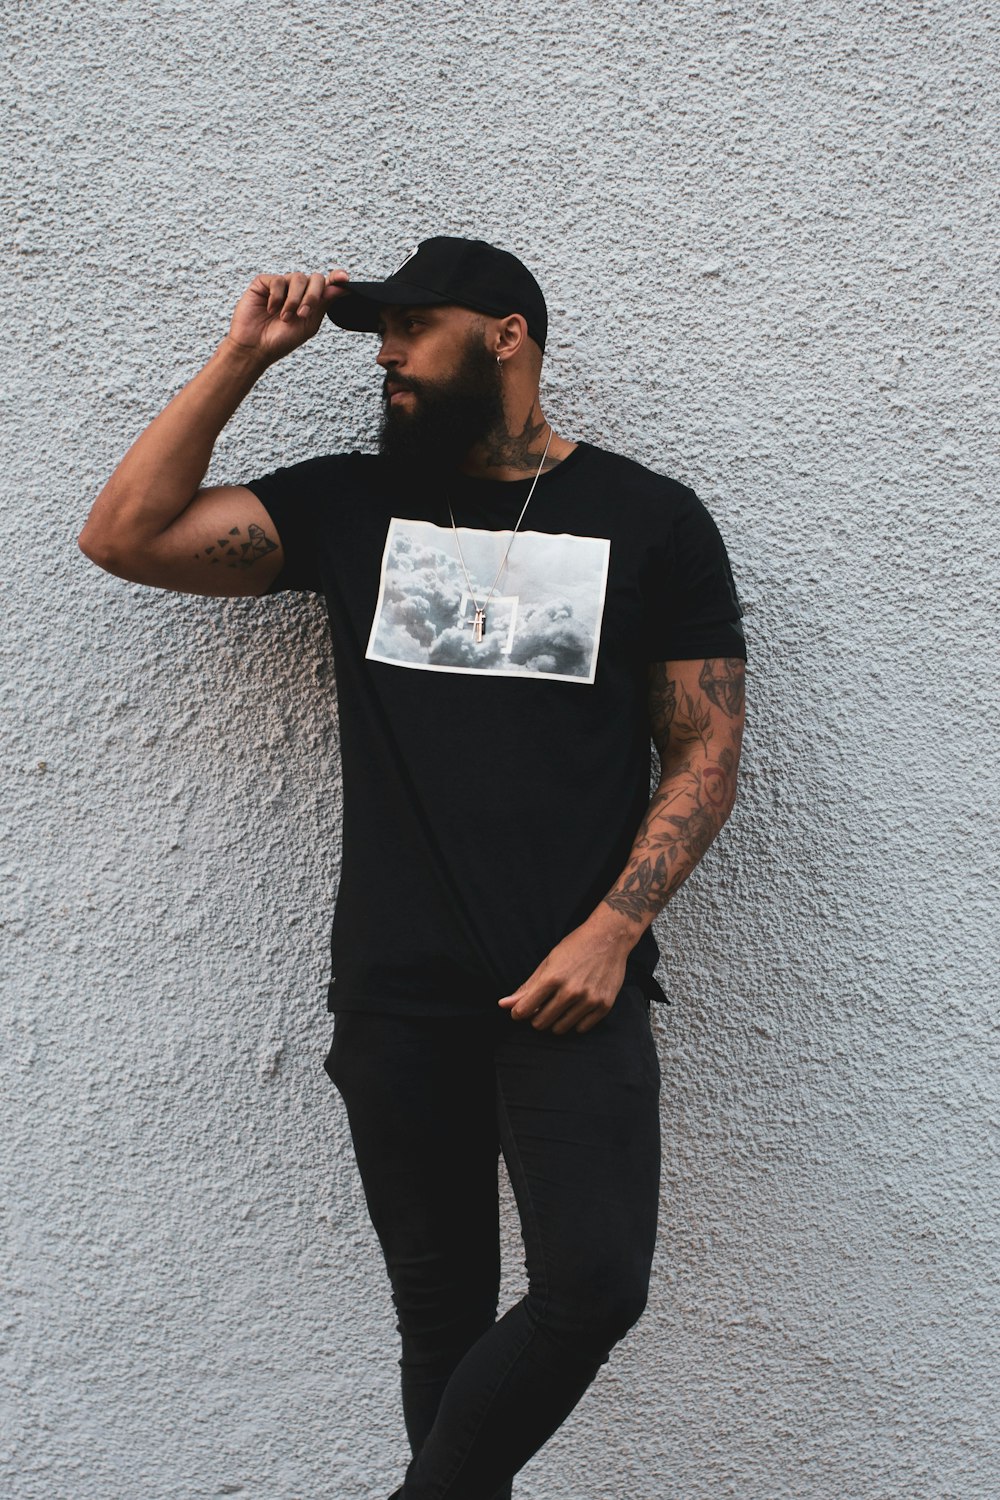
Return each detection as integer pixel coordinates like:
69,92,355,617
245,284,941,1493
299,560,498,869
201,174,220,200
324,982,661,1499
245,441,746,1016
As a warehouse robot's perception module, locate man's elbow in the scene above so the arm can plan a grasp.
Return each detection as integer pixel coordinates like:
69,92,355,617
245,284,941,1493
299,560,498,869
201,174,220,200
77,523,136,579
77,525,116,571
721,753,744,818
658,751,742,821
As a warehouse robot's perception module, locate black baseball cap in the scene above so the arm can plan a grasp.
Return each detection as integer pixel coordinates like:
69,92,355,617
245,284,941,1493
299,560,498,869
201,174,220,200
326,235,548,353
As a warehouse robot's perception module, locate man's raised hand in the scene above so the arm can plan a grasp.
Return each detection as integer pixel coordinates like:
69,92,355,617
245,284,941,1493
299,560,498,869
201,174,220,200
225,269,351,365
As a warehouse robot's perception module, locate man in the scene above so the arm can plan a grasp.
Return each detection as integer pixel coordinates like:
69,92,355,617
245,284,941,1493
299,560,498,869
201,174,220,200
78,236,747,1499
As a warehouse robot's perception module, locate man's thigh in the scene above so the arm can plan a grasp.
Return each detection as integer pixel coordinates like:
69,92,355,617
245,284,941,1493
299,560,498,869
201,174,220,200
494,983,663,1299
324,1011,504,1278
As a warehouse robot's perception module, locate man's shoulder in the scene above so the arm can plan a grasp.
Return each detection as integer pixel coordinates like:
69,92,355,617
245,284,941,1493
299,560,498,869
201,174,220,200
247,449,382,494
280,449,377,478
577,441,698,509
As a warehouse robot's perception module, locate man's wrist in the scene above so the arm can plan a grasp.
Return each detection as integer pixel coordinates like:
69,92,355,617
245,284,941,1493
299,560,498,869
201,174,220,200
215,335,273,381
582,901,646,955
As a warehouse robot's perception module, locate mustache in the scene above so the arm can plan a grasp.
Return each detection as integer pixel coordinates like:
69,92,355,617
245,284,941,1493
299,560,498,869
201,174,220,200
382,373,421,401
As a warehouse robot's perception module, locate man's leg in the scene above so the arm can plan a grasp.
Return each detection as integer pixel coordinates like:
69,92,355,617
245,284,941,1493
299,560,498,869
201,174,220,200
397,983,662,1500
323,1010,513,1500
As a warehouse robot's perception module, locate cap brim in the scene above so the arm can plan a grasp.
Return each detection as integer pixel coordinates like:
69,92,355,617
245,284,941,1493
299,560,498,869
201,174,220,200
326,277,453,331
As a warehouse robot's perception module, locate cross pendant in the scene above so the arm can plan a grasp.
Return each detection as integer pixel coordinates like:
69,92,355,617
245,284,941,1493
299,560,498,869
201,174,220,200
473,608,486,642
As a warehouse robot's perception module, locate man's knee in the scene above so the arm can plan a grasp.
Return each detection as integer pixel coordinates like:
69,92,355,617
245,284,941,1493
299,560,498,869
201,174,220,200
389,1256,500,1347
588,1278,650,1347
537,1259,652,1355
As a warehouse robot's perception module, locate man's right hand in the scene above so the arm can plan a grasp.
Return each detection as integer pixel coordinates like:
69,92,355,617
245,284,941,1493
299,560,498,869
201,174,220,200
225,269,352,365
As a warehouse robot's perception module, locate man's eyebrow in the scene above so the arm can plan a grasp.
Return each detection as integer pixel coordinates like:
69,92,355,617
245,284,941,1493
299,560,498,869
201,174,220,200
400,306,437,323
376,305,436,329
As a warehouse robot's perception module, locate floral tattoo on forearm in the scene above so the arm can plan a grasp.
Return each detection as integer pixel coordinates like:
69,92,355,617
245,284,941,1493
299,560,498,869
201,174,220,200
603,658,745,925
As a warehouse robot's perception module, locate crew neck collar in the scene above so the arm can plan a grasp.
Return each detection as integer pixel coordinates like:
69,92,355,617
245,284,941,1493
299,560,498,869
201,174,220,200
449,441,589,491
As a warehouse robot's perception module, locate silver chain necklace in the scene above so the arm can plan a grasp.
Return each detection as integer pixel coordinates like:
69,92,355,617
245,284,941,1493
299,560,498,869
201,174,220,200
447,425,554,643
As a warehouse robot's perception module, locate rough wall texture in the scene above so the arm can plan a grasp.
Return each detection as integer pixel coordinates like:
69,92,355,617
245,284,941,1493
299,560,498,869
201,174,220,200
3,2,997,1497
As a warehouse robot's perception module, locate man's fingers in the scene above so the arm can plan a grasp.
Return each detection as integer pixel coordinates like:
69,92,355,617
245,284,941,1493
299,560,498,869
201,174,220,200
324,268,350,297
280,273,309,321
253,269,349,326
525,990,582,1029
502,981,545,1018
573,1007,611,1035
503,977,615,1033
297,272,328,319
265,275,288,315
552,1000,598,1035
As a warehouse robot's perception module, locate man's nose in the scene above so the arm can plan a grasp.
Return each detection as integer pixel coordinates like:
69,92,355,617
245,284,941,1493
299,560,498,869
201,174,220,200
376,339,401,369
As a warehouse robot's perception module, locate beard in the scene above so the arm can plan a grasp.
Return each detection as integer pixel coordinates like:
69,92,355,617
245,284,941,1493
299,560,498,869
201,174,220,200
377,333,506,472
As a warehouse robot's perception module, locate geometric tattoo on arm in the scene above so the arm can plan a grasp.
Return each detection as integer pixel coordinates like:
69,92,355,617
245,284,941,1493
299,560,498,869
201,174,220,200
192,523,279,570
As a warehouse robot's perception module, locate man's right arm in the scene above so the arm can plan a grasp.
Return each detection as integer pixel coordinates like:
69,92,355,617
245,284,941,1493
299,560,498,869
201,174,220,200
77,269,350,597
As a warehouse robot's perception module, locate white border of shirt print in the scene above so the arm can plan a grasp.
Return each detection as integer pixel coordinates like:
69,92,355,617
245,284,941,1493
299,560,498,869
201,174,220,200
364,518,611,685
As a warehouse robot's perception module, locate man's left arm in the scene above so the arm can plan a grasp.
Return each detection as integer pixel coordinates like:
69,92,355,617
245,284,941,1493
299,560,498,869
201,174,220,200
498,656,746,1034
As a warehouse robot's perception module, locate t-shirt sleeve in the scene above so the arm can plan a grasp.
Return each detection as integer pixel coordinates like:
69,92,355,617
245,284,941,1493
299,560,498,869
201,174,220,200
243,455,343,594
642,486,748,661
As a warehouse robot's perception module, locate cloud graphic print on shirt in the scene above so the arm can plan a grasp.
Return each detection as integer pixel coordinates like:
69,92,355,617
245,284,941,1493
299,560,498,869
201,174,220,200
366,519,611,684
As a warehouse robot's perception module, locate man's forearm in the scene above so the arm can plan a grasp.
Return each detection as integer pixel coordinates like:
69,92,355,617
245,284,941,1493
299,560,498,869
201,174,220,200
79,338,268,558
589,747,740,953
501,747,740,1030
500,655,744,1031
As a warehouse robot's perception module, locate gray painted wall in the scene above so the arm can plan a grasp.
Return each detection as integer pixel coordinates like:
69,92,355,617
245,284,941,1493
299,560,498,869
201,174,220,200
4,2,997,1496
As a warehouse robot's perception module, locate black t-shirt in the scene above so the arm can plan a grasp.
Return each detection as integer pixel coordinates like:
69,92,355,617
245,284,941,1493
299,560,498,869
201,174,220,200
246,441,746,1015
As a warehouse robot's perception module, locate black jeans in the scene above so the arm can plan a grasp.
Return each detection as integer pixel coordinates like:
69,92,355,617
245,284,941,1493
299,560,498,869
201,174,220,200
323,981,662,1500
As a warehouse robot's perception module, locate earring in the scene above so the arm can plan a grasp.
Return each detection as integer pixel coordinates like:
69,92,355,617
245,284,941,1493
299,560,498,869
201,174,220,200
496,356,502,367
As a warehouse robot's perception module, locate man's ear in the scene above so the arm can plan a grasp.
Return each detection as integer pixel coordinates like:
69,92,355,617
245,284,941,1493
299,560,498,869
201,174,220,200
495,313,529,362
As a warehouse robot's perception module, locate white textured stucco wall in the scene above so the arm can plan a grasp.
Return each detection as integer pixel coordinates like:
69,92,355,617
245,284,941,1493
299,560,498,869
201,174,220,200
4,2,997,1497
